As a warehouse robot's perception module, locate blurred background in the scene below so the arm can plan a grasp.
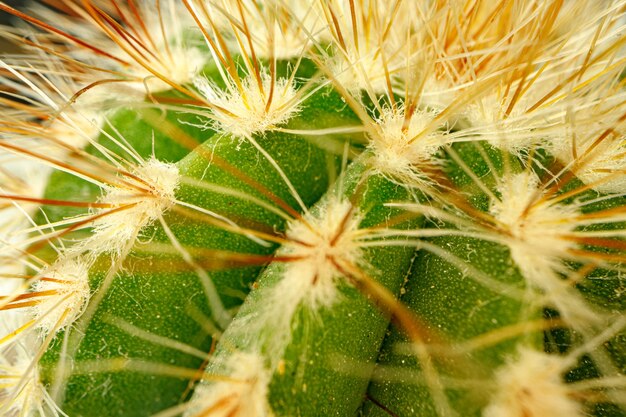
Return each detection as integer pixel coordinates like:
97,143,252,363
0,0,28,53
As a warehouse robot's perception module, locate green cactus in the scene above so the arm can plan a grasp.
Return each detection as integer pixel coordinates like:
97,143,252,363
0,1,624,417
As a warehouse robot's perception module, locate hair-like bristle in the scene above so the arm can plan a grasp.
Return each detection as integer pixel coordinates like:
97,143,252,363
0,1,624,416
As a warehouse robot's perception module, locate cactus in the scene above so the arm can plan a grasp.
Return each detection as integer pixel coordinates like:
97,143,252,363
0,1,624,417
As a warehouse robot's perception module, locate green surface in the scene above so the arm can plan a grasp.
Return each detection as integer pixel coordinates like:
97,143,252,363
364,235,529,417
39,85,363,417
364,142,535,416
197,157,422,417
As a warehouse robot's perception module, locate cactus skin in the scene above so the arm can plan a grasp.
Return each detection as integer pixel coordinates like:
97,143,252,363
188,157,423,417
364,144,535,417
0,2,625,417
38,130,337,417
36,87,360,417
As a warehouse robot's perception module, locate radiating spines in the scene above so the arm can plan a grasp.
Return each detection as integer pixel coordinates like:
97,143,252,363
0,167,44,292
364,104,448,189
0,255,91,341
457,1,626,154
175,0,326,140
279,197,365,309
0,308,70,417
198,0,327,60
403,0,626,162
0,1,623,416
317,0,417,95
207,195,367,369
0,51,108,253
433,144,623,333
0,55,106,342
409,0,556,110
193,69,301,137
0,124,182,264
1,0,208,96
547,81,626,194
488,170,606,330
0,51,106,156
77,0,210,89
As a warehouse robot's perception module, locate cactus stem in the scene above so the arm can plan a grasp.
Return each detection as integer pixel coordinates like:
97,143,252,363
156,214,232,329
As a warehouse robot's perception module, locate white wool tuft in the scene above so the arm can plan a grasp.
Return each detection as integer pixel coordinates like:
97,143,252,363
490,172,576,275
31,257,90,334
194,72,300,137
490,172,602,328
484,349,583,417
280,198,363,310
190,352,272,417
0,350,45,416
223,198,364,364
368,107,445,186
78,158,179,257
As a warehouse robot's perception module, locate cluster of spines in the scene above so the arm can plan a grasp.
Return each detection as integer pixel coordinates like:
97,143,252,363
0,1,624,417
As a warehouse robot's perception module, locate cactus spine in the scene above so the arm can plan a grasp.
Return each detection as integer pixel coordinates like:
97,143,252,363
0,1,625,417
